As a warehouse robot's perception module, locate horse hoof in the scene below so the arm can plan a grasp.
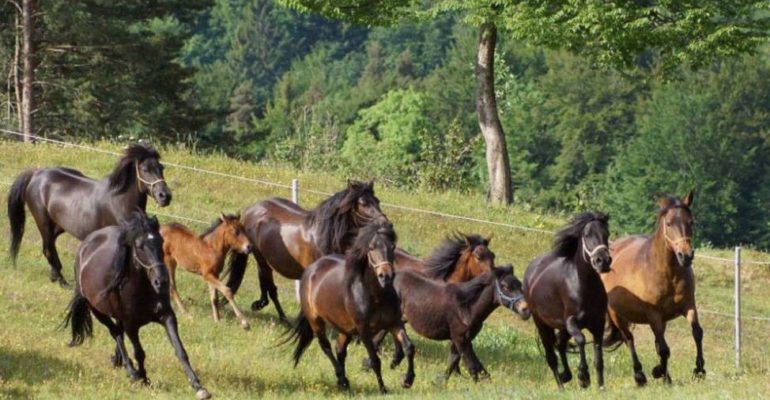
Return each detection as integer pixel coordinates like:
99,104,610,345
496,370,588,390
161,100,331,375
251,300,268,311
559,371,573,383
110,354,121,367
652,365,666,379
693,367,706,377
196,388,212,400
241,321,250,331
379,386,388,394
337,378,350,390
402,374,414,389
634,372,647,386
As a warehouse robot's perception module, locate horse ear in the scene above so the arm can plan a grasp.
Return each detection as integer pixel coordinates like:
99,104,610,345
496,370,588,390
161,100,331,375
220,212,226,222
683,190,694,207
658,197,668,210
484,234,493,246
367,179,375,190
463,234,472,247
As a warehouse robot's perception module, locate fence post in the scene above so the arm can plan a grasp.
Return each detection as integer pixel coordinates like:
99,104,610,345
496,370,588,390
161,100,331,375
734,246,741,372
292,179,301,301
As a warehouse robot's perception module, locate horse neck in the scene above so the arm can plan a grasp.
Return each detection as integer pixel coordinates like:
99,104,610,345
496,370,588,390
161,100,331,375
446,253,472,282
201,229,229,265
463,275,498,323
109,174,147,213
572,247,598,282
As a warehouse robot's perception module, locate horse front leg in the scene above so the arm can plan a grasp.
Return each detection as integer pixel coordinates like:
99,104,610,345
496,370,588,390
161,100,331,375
589,322,605,390
686,307,706,376
390,325,415,388
359,326,387,393
650,318,672,384
161,314,211,399
90,311,137,379
565,316,589,388
556,329,573,383
126,327,148,384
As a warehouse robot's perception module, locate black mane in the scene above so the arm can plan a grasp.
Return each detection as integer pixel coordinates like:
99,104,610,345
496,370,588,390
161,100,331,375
552,212,609,258
307,180,379,254
104,212,160,293
199,213,239,239
423,233,488,280
108,144,161,193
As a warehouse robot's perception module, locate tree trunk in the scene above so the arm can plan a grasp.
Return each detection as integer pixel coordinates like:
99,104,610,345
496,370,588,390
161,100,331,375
475,21,512,205
21,0,35,143
13,13,22,133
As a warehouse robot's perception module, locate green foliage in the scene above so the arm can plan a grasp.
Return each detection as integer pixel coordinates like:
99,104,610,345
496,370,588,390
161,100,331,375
340,88,428,184
417,118,481,192
600,56,770,248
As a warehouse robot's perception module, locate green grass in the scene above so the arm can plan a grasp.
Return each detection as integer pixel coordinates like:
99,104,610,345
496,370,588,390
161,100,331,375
1,140,769,399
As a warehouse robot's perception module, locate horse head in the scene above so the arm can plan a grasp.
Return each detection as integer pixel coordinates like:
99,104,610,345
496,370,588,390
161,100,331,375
581,213,612,274
219,212,252,254
345,179,386,227
658,191,695,268
354,219,397,288
494,263,530,320
109,144,172,207
125,213,169,294
467,234,495,277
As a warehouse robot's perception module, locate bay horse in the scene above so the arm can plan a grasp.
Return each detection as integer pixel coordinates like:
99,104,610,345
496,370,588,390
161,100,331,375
601,192,703,385
63,212,210,400
388,264,530,381
160,213,252,330
226,180,387,321
523,212,611,390
8,144,171,286
287,219,415,393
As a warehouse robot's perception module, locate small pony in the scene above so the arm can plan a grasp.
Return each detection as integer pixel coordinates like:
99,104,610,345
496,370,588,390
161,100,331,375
523,212,611,390
389,264,530,381
160,213,252,329
287,219,415,393
63,212,210,400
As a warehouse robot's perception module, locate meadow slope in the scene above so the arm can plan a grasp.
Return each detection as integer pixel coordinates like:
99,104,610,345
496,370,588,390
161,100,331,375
1,140,769,399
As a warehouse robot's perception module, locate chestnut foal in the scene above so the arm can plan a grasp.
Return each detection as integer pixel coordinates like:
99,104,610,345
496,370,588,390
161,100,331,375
160,213,252,329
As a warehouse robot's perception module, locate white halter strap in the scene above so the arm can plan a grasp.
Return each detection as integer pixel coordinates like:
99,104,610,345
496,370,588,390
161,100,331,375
135,162,165,192
582,240,608,261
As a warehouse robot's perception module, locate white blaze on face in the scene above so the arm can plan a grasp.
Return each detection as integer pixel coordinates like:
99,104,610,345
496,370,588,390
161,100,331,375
148,234,155,240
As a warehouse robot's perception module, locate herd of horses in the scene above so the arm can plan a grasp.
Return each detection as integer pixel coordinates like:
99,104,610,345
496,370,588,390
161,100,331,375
6,144,705,398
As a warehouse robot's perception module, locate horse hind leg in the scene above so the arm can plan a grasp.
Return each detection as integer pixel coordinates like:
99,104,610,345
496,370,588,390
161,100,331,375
205,273,250,330
556,329,573,383
91,310,139,380
35,216,68,287
444,343,462,380
253,253,288,322
316,329,348,390
615,317,647,386
535,318,564,390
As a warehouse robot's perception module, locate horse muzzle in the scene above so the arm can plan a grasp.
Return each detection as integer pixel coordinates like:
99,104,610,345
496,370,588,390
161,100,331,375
676,251,694,268
515,299,531,320
152,183,172,207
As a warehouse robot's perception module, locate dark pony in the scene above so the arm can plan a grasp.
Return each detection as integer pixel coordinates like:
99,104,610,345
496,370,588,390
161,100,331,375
63,212,209,399
523,212,611,390
8,143,171,286
287,219,414,393
226,179,386,320
422,233,492,280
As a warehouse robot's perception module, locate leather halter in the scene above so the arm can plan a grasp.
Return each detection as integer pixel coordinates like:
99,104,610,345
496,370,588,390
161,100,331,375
495,278,524,311
135,162,165,193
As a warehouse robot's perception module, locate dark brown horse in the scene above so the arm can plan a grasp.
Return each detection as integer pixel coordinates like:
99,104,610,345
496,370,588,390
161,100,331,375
8,144,171,286
160,213,252,329
390,264,530,381
226,180,386,320
523,212,611,390
602,192,703,386
286,220,415,393
63,212,209,399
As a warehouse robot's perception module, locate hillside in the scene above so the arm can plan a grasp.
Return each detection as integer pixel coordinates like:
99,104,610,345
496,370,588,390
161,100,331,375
1,140,769,399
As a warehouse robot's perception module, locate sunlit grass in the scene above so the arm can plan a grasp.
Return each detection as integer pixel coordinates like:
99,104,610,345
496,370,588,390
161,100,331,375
1,140,768,399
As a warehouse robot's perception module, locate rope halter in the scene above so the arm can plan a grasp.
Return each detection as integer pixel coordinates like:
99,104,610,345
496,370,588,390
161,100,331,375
368,252,391,270
582,239,608,262
495,278,524,311
135,162,165,193
663,222,691,250
133,247,164,270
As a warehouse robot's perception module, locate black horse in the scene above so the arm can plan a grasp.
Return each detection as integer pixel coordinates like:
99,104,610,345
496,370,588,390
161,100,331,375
382,264,530,381
523,212,611,390
8,144,171,286
226,180,386,321
63,212,210,399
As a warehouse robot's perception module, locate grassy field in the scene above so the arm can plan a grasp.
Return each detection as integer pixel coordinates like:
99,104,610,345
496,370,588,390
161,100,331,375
1,140,769,399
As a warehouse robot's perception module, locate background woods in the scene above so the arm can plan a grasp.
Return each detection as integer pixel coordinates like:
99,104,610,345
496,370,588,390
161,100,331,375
2,0,770,249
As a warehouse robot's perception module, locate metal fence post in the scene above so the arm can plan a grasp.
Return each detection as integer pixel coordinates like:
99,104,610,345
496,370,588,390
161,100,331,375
734,246,741,372
292,179,301,301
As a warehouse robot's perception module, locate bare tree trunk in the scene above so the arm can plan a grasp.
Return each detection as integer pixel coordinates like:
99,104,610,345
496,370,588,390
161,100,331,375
21,0,36,143
13,13,23,133
475,21,512,205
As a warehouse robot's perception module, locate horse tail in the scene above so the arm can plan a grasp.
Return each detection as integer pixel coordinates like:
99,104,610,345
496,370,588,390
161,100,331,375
282,311,314,368
62,291,93,347
8,169,34,265
225,251,249,295
602,317,624,351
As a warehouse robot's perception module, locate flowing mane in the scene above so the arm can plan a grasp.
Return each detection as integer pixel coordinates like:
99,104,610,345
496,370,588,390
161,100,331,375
423,233,488,280
104,212,160,294
307,180,379,254
108,144,162,193
552,212,609,258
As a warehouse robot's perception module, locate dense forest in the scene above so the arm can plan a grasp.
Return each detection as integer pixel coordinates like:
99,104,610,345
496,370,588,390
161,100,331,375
1,0,770,249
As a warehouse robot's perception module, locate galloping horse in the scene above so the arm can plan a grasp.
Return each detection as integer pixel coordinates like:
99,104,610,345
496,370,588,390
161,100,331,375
63,212,210,400
287,220,415,393
160,213,252,329
8,144,171,286
394,233,494,282
390,264,529,381
523,212,611,390
226,180,386,320
602,192,703,385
